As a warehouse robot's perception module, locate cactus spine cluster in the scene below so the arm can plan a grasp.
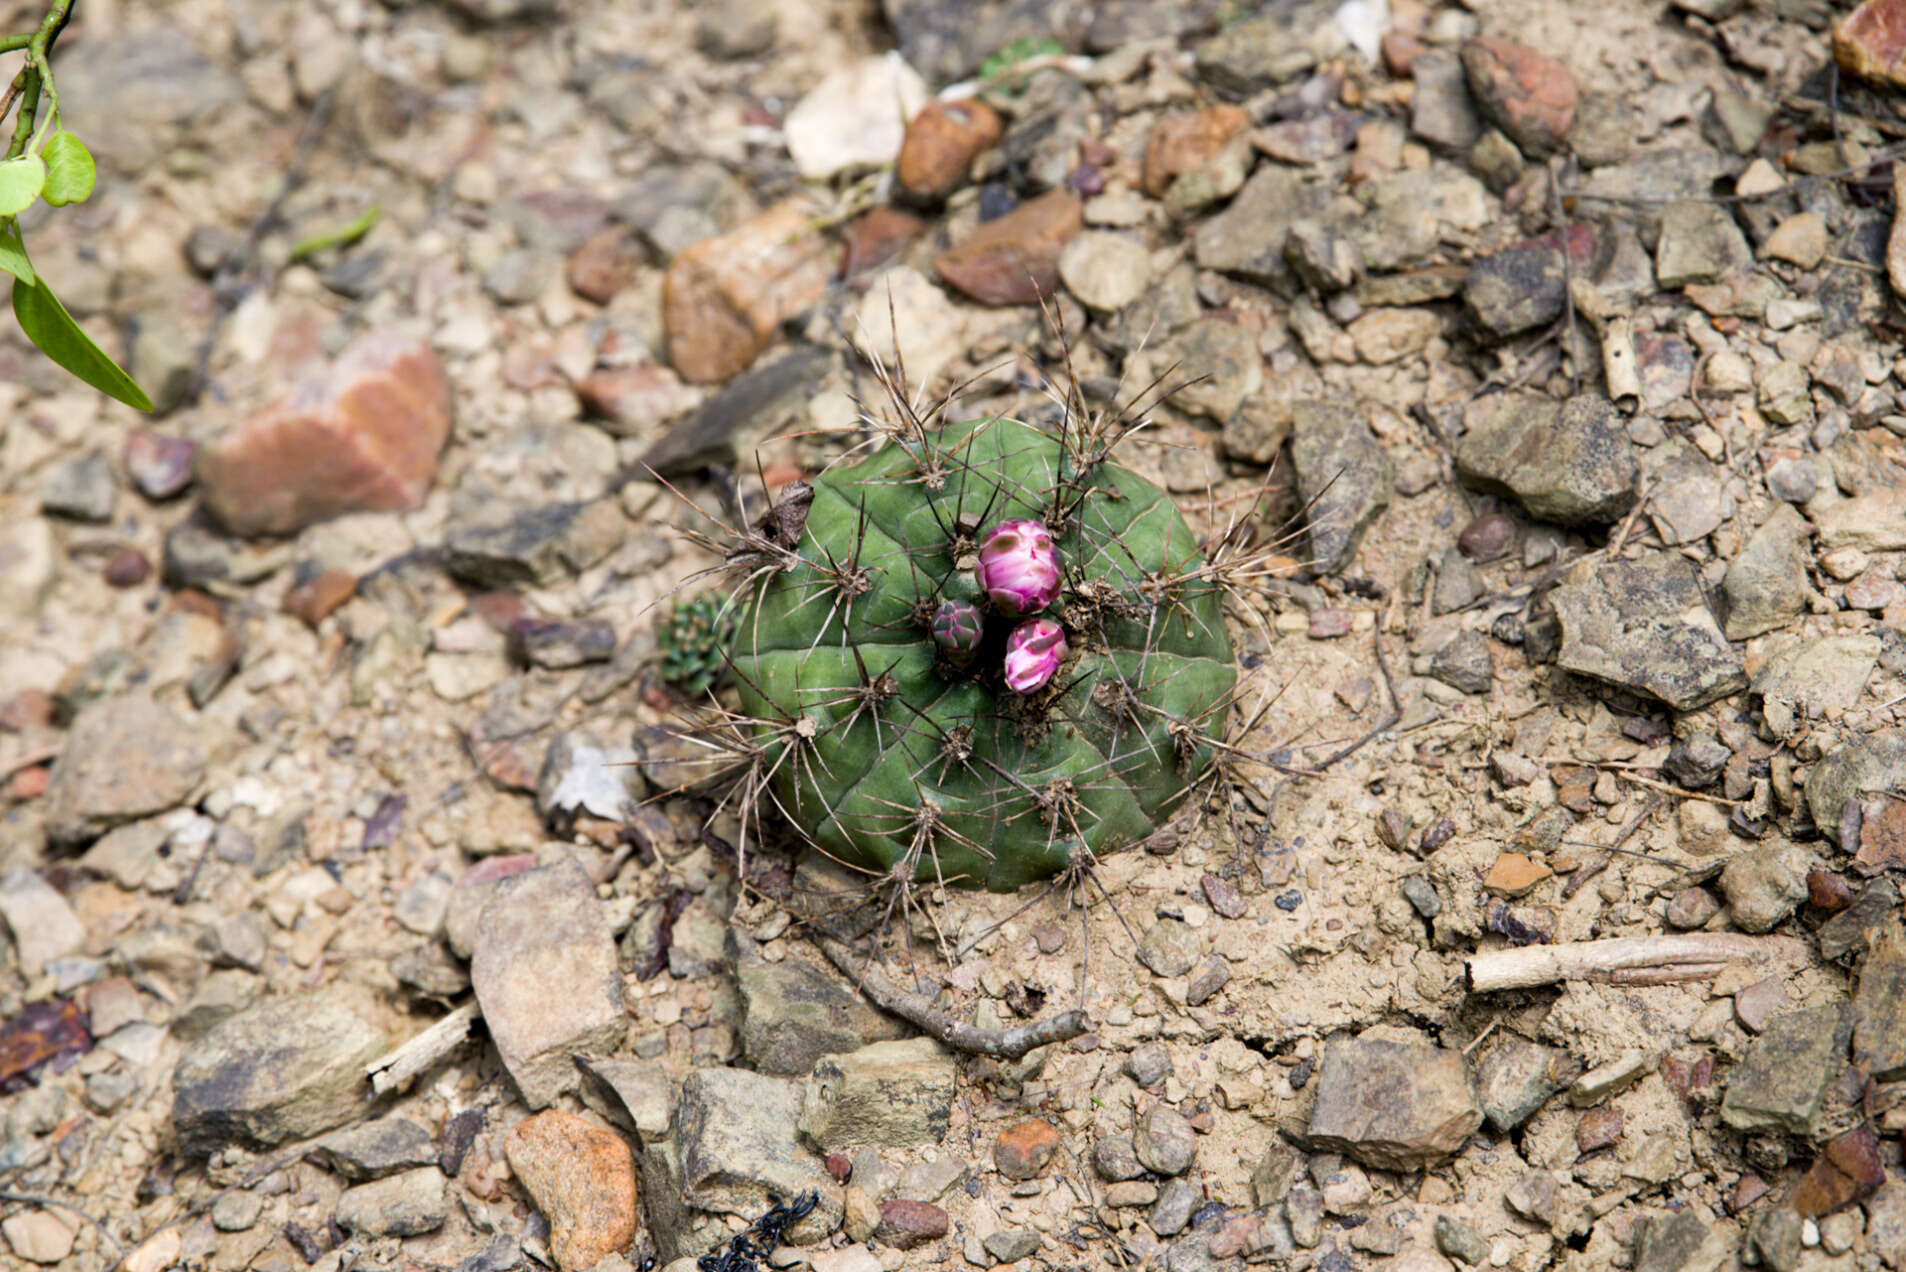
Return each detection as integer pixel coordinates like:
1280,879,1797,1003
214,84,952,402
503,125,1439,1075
722,405,1238,892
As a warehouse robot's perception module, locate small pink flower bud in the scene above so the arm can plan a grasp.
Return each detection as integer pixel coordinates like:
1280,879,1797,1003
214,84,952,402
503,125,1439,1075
1004,618,1067,694
975,519,1061,615
931,599,984,664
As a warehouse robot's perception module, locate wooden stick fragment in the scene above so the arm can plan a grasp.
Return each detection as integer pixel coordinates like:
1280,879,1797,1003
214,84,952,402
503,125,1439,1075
366,1001,480,1096
813,934,1089,1059
1466,934,1810,993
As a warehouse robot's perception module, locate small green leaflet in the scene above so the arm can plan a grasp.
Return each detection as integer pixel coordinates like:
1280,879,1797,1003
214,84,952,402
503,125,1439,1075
41,133,96,207
0,155,46,217
0,218,35,286
13,274,154,411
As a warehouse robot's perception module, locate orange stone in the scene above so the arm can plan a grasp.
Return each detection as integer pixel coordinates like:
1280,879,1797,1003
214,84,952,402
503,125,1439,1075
282,569,357,630
1142,105,1250,198
504,1110,639,1271
994,1118,1061,1180
196,332,452,538
1837,0,1906,88
1484,852,1551,897
663,201,833,383
566,225,643,305
897,97,1003,200
934,190,1084,307
1460,36,1577,158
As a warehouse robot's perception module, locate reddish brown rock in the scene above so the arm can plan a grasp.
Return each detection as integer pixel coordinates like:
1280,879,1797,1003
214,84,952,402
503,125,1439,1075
897,97,1003,200
1790,1123,1885,1218
1856,796,1906,875
123,430,196,500
1807,869,1853,911
1575,1106,1622,1154
1457,512,1514,562
103,547,151,588
994,1119,1061,1180
283,569,357,629
934,190,1083,307
663,201,832,383
566,226,643,304
575,364,703,438
1484,852,1551,897
6,765,48,801
1143,105,1250,198
875,1199,948,1250
0,690,54,732
196,333,452,538
1460,37,1577,158
1836,0,1906,88
841,206,930,277
504,1110,638,1271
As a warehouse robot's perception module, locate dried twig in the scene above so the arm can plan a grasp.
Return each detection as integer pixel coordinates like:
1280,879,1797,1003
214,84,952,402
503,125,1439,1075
1466,933,1809,993
366,1001,480,1096
812,931,1089,1059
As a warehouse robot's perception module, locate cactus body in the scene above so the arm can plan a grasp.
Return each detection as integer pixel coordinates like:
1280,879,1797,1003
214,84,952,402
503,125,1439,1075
732,415,1235,890
660,592,737,696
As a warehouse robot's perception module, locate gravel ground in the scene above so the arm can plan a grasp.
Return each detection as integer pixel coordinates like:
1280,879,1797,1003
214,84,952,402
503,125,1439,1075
2,1,1906,1270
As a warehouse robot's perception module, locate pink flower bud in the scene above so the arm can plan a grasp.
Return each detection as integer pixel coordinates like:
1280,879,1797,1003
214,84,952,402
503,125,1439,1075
975,519,1061,615
931,599,984,665
1004,618,1067,694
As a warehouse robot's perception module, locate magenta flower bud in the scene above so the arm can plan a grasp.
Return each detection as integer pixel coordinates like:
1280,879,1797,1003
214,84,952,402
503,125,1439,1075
975,519,1061,615
931,599,984,665
1004,618,1067,694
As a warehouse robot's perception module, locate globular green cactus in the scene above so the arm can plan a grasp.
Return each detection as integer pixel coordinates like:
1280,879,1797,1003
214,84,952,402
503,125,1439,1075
660,592,738,696
727,413,1237,891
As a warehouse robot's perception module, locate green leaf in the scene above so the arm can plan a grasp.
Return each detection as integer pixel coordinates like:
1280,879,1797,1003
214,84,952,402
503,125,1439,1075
12,275,153,411
41,133,96,207
0,217,35,286
0,155,46,217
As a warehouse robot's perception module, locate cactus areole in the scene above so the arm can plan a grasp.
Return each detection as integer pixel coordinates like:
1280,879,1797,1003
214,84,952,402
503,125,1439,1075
732,414,1236,890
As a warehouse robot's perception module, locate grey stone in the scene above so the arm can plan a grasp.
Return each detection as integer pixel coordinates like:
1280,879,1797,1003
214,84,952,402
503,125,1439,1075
1193,1,1344,95
1722,505,1809,639
879,0,1082,83
392,943,470,998
1099,264,1201,356
40,452,116,522
444,498,625,589
799,1039,956,1151
578,1057,676,1138
640,346,832,477
57,29,241,172
1664,733,1730,789
1642,444,1724,545
210,1189,263,1232
0,869,86,977
1285,221,1364,293
1433,547,1484,615
1093,1132,1145,1181
1123,1042,1173,1088
1133,1104,1196,1177
677,1067,841,1239
335,1167,448,1238
127,309,199,414
614,161,748,255
1160,319,1261,423
1401,876,1441,918
1765,457,1818,503
1436,1214,1490,1265
471,860,626,1108
315,1117,440,1182
1463,234,1581,337
174,968,260,1041
1748,1205,1804,1272
1305,1032,1482,1169
162,519,290,591
1656,202,1753,288
696,0,777,58
1752,635,1880,732
1818,879,1899,961
737,947,910,1076
1568,92,1634,168
1719,1004,1849,1134
172,991,386,1155
983,1230,1040,1262
1150,1177,1199,1236
1411,50,1481,152
1291,401,1392,574
1852,922,1906,1080
1574,149,1743,240
1186,959,1231,1006
1136,918,1201,978
1758,361,1814,427
896,1155,968,1202
1550,553,1747,711
1058,231,1152,312
1456,395,1636,525
1807,733,1906,847
1194,166,1345,294
1718,841,1811,934
1432,630,1494,695
43,694,209,846
1467,128,1524,195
